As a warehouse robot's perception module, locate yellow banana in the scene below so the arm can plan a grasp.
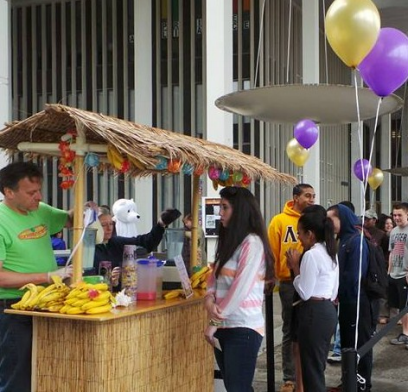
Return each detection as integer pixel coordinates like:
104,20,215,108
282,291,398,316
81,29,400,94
199,281,207,289
190,266,210,282
21,284,40,310
37,290,65,307
93,290,111,301
71,298,91,308
85,303,112,315
49,275,64,288
164,289,183,300
65,287,86,299
191,278,201,289
199,269,212,282
39,291,68,307
65,297,80,305
11,290,32,310
84,283,109,291
66,307,85,315
77,290,92,299
59,304,72,314
46,304,64,313
36,284,57,301
81,298,110,311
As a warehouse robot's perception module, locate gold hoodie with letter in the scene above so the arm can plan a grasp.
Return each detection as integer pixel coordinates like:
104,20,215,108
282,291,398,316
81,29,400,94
268,200,303,282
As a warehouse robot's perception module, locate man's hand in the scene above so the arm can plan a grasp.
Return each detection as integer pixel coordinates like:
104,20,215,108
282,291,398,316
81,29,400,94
47,265,73,283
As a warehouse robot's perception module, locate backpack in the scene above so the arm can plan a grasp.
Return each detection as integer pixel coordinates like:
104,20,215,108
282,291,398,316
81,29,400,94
346,233,388,300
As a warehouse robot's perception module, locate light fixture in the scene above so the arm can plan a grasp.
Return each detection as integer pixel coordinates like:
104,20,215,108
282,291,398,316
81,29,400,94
215,84,403,125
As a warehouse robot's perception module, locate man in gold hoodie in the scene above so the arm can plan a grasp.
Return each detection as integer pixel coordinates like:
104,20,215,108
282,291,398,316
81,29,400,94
268,183,315,392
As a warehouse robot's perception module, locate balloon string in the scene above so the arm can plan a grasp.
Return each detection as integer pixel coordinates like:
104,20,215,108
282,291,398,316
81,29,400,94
254,0,266,88
366,97,383,191
286,0,293,83
322,0,329,84
353,69,365,354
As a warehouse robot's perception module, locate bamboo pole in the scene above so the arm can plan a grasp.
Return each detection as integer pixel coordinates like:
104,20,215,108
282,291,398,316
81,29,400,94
72,134,85,283
190,175,200,270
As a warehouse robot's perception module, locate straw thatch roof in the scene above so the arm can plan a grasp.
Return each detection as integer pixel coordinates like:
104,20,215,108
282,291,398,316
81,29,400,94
0,104,295,184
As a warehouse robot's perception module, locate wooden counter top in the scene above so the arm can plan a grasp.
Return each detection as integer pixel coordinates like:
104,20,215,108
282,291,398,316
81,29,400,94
5,294,204,322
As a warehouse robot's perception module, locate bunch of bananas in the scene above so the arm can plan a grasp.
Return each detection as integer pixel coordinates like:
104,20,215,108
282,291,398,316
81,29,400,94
59,282,115,315
190,266,211,289
164,266,212,300
11,276,70,312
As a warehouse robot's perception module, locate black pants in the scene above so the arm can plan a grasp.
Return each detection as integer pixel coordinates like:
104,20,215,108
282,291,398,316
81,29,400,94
339,296,374,391
0,300,32,392
298,300,337,392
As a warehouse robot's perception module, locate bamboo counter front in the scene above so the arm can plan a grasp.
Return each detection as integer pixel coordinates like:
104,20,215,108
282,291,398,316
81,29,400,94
6,296,213,392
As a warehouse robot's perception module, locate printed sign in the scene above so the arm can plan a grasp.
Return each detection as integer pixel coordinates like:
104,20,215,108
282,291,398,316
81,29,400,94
173,255,193,299
202,197,221,238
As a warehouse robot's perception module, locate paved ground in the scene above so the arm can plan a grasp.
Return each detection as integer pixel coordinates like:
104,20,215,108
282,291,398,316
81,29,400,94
251,293,408,392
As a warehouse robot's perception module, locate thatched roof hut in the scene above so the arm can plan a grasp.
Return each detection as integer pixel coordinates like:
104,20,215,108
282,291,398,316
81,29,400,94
0,104,295,184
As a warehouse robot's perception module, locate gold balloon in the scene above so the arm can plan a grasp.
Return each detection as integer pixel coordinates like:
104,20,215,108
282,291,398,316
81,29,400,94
325,0,381,68
286,138,310,167
368,168,384,190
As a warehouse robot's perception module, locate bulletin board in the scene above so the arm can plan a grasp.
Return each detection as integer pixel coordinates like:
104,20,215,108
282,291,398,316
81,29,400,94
202,197,221,238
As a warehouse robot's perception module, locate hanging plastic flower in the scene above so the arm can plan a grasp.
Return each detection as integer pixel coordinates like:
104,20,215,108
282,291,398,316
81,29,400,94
208,166,220,181
193,165,204,176
58,130,76,189
167,159,182,173
155,156,168,170
120,159,130,173
85,153,100,167
182,163,194,175
241,173,251,187
232,171,243,183
219,169,230,181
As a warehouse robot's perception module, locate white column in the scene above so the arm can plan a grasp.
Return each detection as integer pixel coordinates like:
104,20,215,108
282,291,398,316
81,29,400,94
0,0,10,184
380,115,392,214
133,0,153,234
205,0,233,151
302,0,320,204
205,0,233,263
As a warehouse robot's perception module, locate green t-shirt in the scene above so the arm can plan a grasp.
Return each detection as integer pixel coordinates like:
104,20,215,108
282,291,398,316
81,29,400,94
0,202,68,299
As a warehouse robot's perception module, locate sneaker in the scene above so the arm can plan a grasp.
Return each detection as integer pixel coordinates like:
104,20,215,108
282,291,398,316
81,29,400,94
280,381,295,392
390,333,408,345
327,352,342,364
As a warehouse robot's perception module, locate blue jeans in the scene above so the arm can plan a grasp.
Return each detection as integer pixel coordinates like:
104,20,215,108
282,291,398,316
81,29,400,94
0,304,32,392
333,323,341,356
214,327,262,392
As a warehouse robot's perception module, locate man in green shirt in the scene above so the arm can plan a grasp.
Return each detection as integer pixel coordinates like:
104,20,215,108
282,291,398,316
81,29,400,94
0,161,73,392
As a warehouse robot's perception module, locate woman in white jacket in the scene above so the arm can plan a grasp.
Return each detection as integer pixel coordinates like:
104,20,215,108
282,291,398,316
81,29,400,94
286,205,338,392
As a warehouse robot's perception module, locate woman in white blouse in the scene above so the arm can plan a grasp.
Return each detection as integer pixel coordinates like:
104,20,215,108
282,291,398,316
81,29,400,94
286,206,338,392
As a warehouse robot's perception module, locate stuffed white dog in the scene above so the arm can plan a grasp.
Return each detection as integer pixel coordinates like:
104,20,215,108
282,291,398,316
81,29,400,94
112,198,140,237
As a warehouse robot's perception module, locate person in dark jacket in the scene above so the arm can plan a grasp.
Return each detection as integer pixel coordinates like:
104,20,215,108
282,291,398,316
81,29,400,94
94,207,181,290
327,204,373,392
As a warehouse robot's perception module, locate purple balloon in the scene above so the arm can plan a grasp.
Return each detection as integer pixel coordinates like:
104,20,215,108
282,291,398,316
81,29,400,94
359,28,408,97
353,159,372,182
293,119,318,149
